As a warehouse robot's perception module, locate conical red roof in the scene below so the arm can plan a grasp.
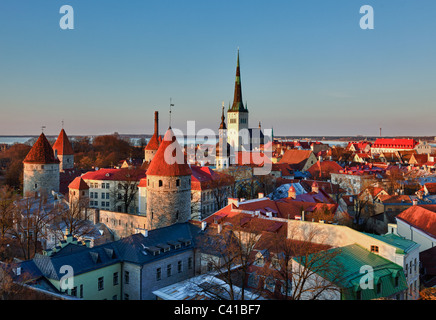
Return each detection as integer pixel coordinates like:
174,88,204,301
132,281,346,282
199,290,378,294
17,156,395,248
146,128,191,177
23,133,60,164
68,176,89,190
145,133,160,151
53,129,74,156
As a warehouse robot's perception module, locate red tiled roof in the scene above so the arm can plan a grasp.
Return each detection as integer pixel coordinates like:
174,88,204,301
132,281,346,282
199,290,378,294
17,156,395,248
190,165,233,191
397,205,436,237
23,133,60,164
81,168,146,181
307,160,343,179
138,178,147,188
372,138,418,149
68,177,89,190
425,183,436,195
52,129,74,156
278,149,314,170
145,128,192,177
378,194,412,204
145,133,160,151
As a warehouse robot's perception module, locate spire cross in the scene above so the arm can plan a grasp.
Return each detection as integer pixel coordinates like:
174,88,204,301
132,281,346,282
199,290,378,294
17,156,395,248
41,126,46,133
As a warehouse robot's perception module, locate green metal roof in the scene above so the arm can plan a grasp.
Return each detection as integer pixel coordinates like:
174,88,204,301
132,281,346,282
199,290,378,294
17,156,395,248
293,244,408,300
362,232,420,254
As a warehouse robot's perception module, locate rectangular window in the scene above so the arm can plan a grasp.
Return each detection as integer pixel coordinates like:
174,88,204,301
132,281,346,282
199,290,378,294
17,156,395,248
113,272,119,286
80,284,83,298
71,286,77,297
178,261,182,273
98,277,104,291
124,271,129,284
188,257,193,269
167,264,172,277
156,268,162,281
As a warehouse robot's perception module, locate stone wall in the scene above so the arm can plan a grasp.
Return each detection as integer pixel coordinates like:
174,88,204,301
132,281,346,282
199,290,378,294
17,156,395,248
23,163,60,196
146,175,191,230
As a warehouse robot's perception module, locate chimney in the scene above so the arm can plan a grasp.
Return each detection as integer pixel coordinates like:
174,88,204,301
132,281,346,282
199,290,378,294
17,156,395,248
228,198,239,208
312,181,319,194
154,111,159,137
93,209,100,225
217,223,222,234
258,192,264,198
201,221,207,231
412,198,418,206
288,185,296,199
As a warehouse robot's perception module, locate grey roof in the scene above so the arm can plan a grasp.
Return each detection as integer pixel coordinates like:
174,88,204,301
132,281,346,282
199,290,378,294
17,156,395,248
29,222,201,280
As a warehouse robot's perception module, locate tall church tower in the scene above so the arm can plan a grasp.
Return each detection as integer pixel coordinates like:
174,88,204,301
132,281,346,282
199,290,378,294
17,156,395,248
52,129,74,172
23,132,60,196
145,127,192,230
216,102,230,170
227,49,249,151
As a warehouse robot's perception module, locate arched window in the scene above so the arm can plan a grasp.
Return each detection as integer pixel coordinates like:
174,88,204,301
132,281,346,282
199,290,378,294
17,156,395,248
176,179,180,187
159,180,163,187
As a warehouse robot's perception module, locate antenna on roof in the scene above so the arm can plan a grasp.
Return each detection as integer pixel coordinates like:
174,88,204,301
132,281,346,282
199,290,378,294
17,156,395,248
61,119,64,129
41,126,46,133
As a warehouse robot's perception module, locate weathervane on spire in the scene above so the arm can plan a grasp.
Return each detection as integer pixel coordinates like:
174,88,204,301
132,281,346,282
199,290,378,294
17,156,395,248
41,126,46,133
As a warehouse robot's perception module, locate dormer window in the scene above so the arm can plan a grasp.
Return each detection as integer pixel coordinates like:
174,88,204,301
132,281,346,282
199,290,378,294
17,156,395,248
370,245,379,253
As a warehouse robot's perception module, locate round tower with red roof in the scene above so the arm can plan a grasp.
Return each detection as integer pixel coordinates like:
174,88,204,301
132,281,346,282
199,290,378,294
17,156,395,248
146,127,192,229
52,128,74,172
23,132,60,196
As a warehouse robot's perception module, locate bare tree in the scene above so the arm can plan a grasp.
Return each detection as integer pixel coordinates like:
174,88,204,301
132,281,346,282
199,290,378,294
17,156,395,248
285,222,343,300
0,186,17,241
52,197,95,244
207,172,234,211
10,193,55,260
196,214,263,300
110,168,144,213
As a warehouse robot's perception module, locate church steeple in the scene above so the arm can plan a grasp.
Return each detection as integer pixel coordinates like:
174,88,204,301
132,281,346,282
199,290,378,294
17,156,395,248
219,102,226,130
230,49,246,112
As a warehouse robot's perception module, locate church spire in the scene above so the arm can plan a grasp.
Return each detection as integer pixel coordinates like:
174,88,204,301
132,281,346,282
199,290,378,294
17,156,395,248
230,49,245,112
219,102,226,130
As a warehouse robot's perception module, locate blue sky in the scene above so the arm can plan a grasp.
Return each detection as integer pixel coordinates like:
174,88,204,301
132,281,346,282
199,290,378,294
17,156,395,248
0,0,435,137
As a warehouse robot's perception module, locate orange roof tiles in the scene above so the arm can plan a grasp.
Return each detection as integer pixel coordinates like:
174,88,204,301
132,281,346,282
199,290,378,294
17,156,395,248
397,205,436,237
81,168,146,181
372,138,418,149
146,128,192,177
52,129,74,156
68,177,89,190
145,133,160,151
23,133,60,164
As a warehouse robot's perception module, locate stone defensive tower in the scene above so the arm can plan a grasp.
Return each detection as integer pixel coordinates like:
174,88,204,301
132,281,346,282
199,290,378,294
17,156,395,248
23,132,60,196
52,128,74,172
145,127,192,230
